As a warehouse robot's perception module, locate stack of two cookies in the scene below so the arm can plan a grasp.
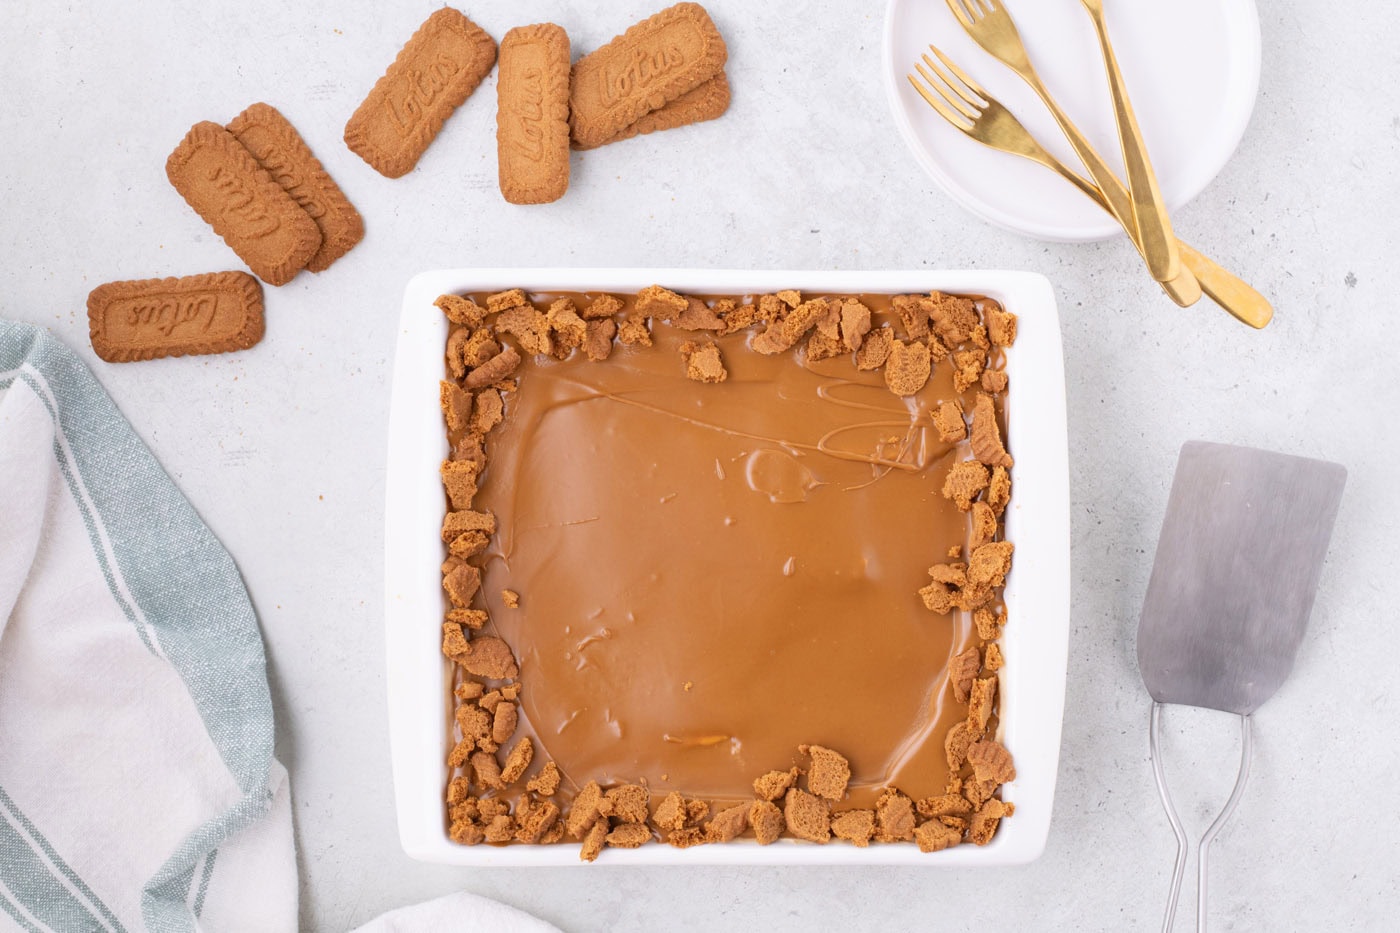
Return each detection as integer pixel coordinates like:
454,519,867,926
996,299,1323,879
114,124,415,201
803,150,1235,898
498,3,730,205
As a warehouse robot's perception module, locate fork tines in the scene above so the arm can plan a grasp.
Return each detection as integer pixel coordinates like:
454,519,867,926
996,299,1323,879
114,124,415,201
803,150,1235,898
908,45,989,131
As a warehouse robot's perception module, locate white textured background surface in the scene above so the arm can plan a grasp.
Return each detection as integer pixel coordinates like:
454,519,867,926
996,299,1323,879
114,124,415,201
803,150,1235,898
3,0,1398,930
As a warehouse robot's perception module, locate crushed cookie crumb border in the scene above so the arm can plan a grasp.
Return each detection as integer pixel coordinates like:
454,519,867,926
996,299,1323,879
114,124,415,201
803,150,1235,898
385,269,1071,866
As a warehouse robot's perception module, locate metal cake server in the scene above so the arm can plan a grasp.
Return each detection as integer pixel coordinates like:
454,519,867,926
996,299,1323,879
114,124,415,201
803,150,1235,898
1137,442,1346,932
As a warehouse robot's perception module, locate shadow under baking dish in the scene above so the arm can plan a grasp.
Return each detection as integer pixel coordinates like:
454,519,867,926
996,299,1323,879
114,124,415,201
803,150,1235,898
385,269,1070,865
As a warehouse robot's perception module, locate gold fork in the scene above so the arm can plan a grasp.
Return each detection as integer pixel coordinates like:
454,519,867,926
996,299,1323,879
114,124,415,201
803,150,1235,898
1078,0,1182,284
944,0,1200,301
908,47,1272,328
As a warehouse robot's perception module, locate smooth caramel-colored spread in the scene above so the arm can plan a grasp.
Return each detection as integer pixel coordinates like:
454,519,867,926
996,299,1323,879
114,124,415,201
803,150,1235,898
460,293,993,808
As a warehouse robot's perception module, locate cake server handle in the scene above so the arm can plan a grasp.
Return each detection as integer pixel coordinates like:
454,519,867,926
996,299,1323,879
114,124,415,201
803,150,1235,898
1149,703,1253,933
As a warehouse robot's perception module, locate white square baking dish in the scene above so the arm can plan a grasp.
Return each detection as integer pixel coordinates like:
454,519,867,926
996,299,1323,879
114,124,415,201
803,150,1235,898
385,269,1069,865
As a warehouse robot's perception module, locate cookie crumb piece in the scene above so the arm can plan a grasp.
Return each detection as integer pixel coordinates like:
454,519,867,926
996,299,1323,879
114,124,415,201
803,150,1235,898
970,394,1013,468
929,292,979,346
684,798,710,825
464,345,521,388
892,294,933,340
606,823,652,848
967,676,998,738
579,819,609,862
440,460,481,510
492,701,518,745
801,744,851,800
967,739,1016,785
854,327,892,371
971,501,998,547
884,339,932,396
875,788,916,842
584,319,617,361
919,581,954,615
653,791,688,832
515,799,561,843
831,809,876,848
933,401,967,444
582,294,623,320
839,300,873,351
446,608,488,630
470,751,502,789
677,297,724,330
942,460,990,511
502,589,520,608
442,563,481,608
952,350,986,393
635,285,689,319
526,761,561,796
949,646,981,704
448,532,489,560
500,737,533,784
988,466,1011,515
968,542,1014,588
666,826,707,849
805,329,844,361
749,800,783,845
974,608,1005,641
705,804,749,843
436,294,487,327
440,381,473,432
754,767,800,802
970,798,1013,846
546,299,588,354
917,794,974,818
915,819,963,853
457,635,519,680
454,683,485,706
567,781,605,838
984,643,1004,672
984,304,1018,347
776,289,802,308
981,369,1009,394
449,819,485,846
783,789,831,843
494,305,552,356
945,721,975,770
617,318,653,347
602,784,651,824
680,340,728,383
469,388,504,435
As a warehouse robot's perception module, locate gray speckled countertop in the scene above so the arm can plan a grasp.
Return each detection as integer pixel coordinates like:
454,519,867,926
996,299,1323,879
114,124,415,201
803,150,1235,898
3,0,1396,929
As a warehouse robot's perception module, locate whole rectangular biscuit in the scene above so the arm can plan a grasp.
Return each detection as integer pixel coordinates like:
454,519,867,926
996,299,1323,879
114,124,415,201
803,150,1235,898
166,121,322,286
574,71,730,150
228,102,365,272
345,8,498,178
569,2,728,150
88,272,265,363
496,24,571,204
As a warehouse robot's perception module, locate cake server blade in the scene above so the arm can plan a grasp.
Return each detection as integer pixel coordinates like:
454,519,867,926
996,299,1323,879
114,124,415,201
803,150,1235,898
1136,440,1345,932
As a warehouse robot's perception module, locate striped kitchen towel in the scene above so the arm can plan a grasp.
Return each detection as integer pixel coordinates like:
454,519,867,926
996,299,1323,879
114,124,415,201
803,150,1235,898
0,322,294,931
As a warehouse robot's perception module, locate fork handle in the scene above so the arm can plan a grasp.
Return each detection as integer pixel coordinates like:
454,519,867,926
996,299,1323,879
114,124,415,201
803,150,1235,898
1044,157,1270,327
1084,5,1181,283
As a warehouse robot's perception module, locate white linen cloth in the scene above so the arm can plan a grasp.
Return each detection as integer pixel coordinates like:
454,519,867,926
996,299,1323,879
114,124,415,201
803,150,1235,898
0,322,294,931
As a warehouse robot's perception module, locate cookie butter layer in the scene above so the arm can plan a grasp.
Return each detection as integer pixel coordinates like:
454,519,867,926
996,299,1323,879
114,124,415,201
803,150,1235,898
466,295,987,807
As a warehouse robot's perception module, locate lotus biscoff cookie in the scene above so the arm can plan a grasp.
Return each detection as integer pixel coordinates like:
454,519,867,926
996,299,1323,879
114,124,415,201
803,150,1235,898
166,121,322,286
228,102,364,272
569,2,728,150
87,272,265,363
574,71,731,150
344,8,498,178
496,24,571,204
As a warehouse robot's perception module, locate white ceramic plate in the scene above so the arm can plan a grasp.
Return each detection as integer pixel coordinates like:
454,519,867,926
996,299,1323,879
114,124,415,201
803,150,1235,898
882,0,1261,242
385,269,1071,865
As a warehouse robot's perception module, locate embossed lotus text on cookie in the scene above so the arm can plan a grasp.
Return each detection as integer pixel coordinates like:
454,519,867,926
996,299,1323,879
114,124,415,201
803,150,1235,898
88,272,265,363
166,121,322,286
569,2,727,150
345,8,498,178
575,71,730,150
229,103,364,272
496,24,571,204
